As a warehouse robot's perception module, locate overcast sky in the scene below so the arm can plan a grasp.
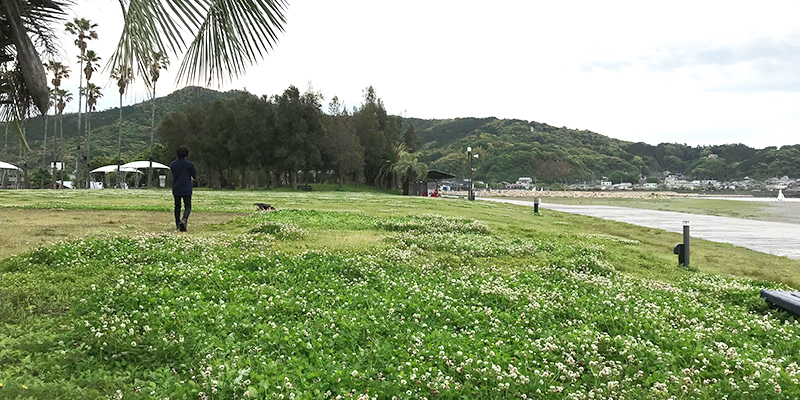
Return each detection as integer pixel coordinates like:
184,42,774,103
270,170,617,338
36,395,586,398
56,0,800,149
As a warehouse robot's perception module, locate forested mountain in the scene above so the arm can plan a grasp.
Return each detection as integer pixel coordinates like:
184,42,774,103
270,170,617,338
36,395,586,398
3,86,798,187
410,117,800,183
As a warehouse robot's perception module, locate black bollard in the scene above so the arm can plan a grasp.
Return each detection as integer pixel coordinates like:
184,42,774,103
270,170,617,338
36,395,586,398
534,197,540,214
683,221,690,267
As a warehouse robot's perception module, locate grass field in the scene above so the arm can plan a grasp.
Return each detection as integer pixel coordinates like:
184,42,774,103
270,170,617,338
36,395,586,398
2,189,800,399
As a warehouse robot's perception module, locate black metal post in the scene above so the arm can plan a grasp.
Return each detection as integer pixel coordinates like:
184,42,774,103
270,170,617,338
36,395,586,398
467,147,474,201
683,221,690,267
534,197,540,214
469,153,473,201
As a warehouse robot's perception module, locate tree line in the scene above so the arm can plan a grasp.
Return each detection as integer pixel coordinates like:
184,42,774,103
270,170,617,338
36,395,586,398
157,85,424,190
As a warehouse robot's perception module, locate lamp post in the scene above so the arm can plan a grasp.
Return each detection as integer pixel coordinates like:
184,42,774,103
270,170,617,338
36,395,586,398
467,147,478,201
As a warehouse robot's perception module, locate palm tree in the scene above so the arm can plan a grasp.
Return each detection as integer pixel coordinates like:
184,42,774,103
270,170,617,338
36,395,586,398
396,151,428,196
64,18,98,144
377,141,409,190
4,0,287,117
85,84,102,118
46,61,70,188
81,49,101,84
81,49,101,188
111,65,133,188
83,82,102,188
146,51,168,187
41,89,55,188
55,89,72,188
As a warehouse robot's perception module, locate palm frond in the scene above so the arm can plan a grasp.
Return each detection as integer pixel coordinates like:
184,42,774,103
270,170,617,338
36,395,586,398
0,65,36,151
23,0,71,57
110,0,287,87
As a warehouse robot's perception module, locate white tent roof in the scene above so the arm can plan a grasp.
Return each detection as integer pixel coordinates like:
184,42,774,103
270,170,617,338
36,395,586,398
121,160,169,169
90,165,143,174
0,161,21,170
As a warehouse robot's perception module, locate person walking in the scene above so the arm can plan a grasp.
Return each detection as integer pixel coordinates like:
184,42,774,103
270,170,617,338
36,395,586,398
170,145,196,231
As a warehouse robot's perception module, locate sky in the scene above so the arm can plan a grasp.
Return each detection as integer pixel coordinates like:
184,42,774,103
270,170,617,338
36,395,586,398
54,0,800,149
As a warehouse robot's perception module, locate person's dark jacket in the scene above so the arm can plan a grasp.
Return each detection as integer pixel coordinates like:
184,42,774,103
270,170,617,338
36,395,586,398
170,158,196,196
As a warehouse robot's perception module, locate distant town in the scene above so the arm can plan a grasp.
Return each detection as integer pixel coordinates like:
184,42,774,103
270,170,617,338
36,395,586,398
440,174,799,193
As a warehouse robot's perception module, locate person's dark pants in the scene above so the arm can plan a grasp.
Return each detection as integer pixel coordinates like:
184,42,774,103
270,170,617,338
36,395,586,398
174,195,192,227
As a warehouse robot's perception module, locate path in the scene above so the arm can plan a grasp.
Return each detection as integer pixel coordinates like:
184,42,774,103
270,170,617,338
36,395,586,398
483,198,800,260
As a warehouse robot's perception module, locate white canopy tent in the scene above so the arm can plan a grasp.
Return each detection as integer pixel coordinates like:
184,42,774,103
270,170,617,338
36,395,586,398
121,161,170,188
0,161,21,170
90,165,143,174
0,161,21,188
120,161,169,170
90,165,143,189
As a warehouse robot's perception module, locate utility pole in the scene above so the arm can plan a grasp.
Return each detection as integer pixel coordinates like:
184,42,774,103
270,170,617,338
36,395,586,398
466,147,478,201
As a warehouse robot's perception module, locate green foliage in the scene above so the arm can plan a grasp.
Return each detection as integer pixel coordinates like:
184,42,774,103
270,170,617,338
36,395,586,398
321,104,363,187
608,170,639,184
2,200,800,399
28,166,52,188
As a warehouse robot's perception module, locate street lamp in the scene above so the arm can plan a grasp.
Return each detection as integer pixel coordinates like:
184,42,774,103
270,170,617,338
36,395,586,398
466,147,479,201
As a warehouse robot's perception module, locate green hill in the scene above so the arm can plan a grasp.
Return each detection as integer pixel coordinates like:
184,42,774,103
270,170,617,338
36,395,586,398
408,117,800,183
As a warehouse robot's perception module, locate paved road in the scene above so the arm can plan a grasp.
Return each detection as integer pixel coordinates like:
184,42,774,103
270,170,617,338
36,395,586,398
483,198,800,260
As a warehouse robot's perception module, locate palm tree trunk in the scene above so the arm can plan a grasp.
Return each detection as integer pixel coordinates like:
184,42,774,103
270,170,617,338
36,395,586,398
52,108,57,187
85,108,91,188
42,115,48,188
59,112,64,189
116,94,123,188
148,84,156,187
77,60,83,158
76,68,83,188
17,140,22,189
74,135,79,189
3,2,48,113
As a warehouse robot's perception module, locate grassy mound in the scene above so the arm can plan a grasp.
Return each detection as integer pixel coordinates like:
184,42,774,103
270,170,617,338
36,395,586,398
1,207,799,399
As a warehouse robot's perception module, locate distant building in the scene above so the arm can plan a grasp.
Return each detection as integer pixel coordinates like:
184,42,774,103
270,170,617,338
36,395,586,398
506,177,534,190
517,177,533,189
613,182,633,190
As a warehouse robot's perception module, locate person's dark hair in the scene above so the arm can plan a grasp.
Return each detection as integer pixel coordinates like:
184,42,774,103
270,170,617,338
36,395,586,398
177,146,189,158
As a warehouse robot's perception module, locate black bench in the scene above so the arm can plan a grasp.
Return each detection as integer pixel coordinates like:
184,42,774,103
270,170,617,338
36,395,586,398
761,290,800,316
297,185,312,191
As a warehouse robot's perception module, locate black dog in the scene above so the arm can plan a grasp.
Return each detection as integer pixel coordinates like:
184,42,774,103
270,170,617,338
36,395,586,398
254,203,276,211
